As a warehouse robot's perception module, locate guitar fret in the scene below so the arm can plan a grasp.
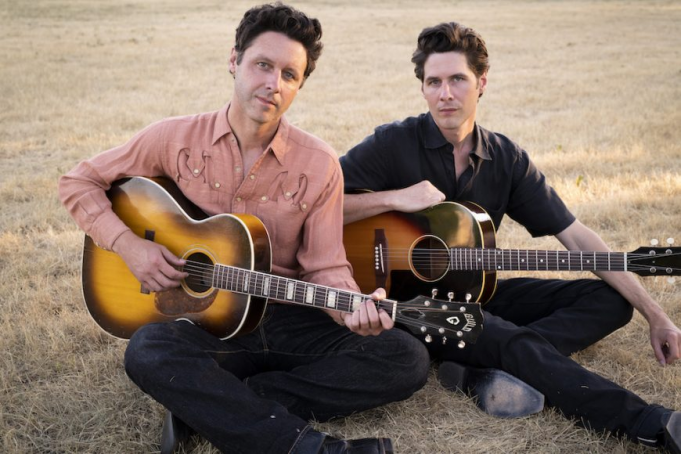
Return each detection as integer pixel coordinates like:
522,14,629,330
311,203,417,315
263,276,271,296
352,295,363,311
327,290,337,308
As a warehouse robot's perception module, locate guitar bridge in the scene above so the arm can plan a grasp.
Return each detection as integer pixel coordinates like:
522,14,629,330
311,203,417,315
373,229,388,289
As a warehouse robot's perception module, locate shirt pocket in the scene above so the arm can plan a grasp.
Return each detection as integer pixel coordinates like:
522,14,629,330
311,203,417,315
174,147,220,206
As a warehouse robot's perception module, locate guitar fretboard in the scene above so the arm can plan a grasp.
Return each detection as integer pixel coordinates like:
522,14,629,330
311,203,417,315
213,264,371,313
449,249,627,272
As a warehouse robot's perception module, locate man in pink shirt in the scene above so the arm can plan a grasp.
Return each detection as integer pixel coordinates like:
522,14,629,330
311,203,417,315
59,4,429,453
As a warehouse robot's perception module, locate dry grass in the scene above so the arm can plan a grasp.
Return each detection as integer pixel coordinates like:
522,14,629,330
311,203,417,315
1,0,680,453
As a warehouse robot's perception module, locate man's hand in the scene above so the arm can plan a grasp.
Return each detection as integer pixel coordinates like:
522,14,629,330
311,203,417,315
391,180,446,213
341,288,394,336
112,230,188,292
649,316,681,366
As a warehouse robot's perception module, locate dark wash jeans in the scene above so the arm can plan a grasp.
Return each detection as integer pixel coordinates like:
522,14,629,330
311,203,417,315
426,277,668,445
124,303,429,454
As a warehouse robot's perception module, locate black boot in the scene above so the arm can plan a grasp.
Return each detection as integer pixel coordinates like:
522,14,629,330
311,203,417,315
160,410,193,454
291,427,393,454
662,411,681,454
438,361,544,418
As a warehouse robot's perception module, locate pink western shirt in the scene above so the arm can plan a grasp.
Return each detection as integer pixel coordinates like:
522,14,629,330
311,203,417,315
59,103,359,293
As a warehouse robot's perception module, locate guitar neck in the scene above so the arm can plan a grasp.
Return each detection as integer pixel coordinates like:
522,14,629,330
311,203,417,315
211,263,382,314
449,248,628,272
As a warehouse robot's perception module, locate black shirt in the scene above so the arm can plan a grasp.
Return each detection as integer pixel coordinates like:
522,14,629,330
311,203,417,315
340,112,575,237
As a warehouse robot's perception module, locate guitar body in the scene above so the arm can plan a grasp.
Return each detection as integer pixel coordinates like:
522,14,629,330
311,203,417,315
344,201,497,303
82,177,270,339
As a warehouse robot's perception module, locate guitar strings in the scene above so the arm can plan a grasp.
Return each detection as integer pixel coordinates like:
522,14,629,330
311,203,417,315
345,248,681,272
181,259,478,336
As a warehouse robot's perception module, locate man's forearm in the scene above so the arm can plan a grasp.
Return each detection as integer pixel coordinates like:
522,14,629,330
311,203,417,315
343,192,398,224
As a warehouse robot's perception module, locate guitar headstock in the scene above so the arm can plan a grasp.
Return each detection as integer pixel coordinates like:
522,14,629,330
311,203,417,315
394,295,483,348
628,242,681,278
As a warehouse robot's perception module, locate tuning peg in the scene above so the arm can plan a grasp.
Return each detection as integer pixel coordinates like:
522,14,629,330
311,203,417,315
438,328,445,335
442,336,447,345
456,331,463,338
465,293,472,303
425,334,433,343
651,239,659,246
420,326,427,333
447,292,454,302
431,288,438,298
457,340,466,349
667,238,675,245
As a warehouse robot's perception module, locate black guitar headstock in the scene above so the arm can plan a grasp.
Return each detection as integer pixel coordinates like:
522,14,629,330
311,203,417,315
628,244,681,277
393,295,483,348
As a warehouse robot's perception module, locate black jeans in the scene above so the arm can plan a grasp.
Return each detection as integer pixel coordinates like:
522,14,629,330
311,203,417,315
124,304,429,454
426,277,668,445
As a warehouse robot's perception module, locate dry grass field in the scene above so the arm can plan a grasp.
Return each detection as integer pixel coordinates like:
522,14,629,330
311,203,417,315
1,0,680,452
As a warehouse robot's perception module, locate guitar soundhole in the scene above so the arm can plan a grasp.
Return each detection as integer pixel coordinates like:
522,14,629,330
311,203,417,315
410,235,450,282
184,252,214,294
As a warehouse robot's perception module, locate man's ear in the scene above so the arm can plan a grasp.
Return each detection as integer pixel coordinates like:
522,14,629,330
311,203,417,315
228,47,237,76
478,72,488,97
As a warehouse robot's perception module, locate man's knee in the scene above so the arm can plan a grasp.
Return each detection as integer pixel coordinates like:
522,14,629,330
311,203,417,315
376,330,430,395
597,284,634,329
124,323,175,383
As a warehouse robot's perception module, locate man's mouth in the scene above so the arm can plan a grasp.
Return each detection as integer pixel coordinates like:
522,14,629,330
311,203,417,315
257,96,277,108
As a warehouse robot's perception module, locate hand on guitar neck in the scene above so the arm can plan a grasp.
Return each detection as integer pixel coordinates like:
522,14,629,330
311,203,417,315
337,288,394,336
112,230,188,293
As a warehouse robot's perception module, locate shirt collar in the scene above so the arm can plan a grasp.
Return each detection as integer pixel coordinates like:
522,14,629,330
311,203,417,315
213,102,291,165
422,112,491,161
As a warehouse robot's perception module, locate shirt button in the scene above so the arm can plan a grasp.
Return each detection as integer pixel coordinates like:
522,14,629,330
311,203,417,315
235,166,241,173
236,197,242,202
214,182,221,188
261,196,268,201
249,175,256,180
193,168,200,175
301,203,307,210
285,191,292,197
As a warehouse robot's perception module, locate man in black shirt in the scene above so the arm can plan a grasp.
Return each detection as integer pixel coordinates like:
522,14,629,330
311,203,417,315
340,22,681,451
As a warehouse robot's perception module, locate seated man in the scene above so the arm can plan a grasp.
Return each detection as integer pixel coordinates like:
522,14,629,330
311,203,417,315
59,4,429,453
340,21,680,451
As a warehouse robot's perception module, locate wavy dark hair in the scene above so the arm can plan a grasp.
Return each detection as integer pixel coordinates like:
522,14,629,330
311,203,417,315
234,3,323,81
411,22,489,86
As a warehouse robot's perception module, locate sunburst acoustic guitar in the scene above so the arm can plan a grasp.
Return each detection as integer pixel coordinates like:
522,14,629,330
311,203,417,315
81,177,483,347
343,202,681,303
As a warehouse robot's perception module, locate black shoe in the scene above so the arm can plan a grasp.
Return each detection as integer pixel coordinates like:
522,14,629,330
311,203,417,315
160,410,193,454
663,411,681,454
291,428,393,454
320,437,393,454
438,361,544,418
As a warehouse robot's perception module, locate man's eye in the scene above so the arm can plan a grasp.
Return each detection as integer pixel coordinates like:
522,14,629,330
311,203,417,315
257,62,269,69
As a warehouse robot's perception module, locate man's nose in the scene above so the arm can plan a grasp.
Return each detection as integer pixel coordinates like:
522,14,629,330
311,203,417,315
266,71,281,92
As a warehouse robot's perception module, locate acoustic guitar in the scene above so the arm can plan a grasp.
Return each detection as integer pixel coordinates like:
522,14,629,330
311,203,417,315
343,201,680,303
81,177,483,346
